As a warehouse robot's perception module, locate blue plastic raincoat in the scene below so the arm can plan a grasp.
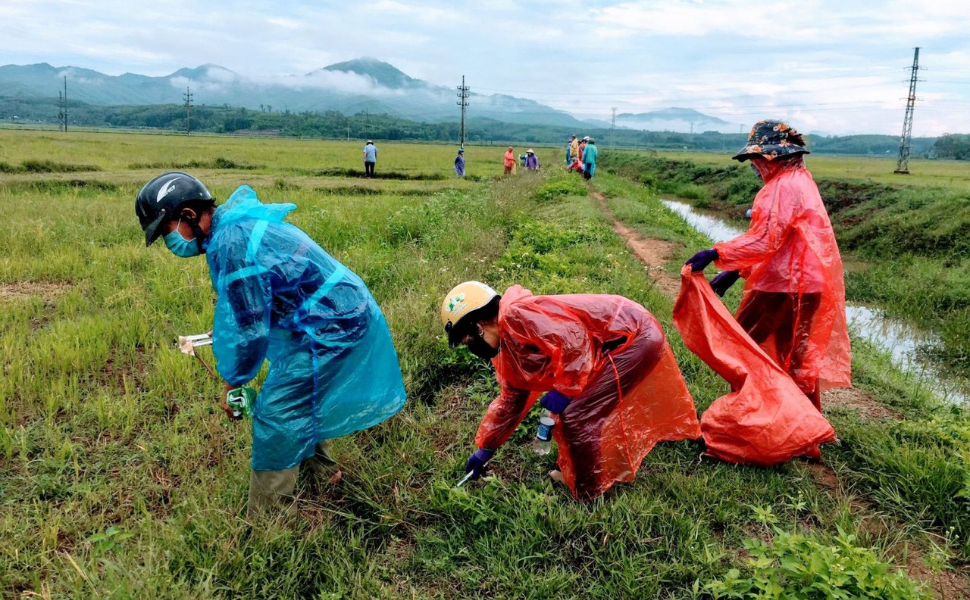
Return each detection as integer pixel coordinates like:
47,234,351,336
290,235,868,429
206,186,407,471
583,144,598,177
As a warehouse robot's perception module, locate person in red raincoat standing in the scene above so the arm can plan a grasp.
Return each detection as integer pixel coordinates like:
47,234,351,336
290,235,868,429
440,281,700,501
685,120,851,410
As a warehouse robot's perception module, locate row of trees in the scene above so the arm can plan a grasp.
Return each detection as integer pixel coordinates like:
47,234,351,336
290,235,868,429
933,134,970,160
0,95,950,158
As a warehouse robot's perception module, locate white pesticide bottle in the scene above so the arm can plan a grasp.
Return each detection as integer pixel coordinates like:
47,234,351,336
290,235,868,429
533,411,556,455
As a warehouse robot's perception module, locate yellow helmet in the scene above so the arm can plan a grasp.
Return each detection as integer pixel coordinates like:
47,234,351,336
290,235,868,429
441,281,500,345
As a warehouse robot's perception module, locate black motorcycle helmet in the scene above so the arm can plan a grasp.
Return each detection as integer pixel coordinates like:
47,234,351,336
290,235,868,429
136,172,214,249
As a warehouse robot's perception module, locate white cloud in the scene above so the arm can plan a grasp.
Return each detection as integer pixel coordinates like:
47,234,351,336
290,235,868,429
0,0,967,135
267,17,304,30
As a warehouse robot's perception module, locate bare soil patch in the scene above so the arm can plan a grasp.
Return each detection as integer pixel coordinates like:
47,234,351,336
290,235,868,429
591,192,681,297
905,553,970,600
823,387,902,420
0,281,71,301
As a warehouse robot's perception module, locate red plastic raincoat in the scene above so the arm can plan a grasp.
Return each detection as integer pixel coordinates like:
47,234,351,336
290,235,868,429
712,159,851,405
674,267,837,465
475,286,701,501
503,150,516,168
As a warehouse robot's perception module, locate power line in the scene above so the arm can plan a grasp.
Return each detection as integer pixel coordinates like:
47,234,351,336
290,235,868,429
895,47,920,175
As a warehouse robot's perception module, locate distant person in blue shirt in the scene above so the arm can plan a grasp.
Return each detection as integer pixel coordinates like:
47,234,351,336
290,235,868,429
454,148,466,177
363,141,378,178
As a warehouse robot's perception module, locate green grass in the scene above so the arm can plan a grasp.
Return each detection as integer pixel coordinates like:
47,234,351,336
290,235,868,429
0,131,963,599
652,150,970,191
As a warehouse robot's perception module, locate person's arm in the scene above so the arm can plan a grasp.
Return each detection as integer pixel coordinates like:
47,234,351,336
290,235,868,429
209,225,272,386
713,182,797,273
474,381,538,451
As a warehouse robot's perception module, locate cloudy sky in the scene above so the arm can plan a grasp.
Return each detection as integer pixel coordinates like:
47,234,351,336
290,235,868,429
2,0,969,135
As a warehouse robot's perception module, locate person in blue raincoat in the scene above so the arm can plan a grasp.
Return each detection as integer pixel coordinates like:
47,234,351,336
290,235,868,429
135,172,407,516
454,148,466,177
583,138,598,180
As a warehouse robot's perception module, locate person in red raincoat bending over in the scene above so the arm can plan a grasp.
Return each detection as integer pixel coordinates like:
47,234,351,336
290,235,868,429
685,120,852,410
440,281,700,501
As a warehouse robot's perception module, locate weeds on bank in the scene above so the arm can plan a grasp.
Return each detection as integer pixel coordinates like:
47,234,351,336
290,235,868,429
706,528,928,600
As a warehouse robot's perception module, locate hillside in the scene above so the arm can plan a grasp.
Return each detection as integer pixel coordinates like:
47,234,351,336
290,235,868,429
617,107,737,134
0,59,589,128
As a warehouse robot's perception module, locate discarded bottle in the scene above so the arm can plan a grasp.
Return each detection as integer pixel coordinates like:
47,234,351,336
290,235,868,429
226,386,256,418
533,413,556,455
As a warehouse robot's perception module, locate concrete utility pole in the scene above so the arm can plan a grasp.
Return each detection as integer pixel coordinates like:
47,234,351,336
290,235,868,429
895,47,921,174
457,76,470,148
63,76,68,132
57,91,64,132
610,107,616,149
183,86,193,135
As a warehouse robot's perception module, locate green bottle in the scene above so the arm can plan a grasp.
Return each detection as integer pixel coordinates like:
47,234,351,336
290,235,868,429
226,386,256,418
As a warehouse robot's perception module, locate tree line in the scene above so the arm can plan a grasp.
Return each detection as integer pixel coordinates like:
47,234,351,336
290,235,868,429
0,95,950,158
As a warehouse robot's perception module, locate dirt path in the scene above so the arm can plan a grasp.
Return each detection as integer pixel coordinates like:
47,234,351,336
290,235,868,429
591,192,681,297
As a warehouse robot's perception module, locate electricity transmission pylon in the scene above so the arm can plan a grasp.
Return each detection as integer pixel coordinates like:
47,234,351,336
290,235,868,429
894,47,920,174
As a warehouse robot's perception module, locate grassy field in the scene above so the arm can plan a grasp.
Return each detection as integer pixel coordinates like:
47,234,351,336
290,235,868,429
654,150,970,191
1,130,967,599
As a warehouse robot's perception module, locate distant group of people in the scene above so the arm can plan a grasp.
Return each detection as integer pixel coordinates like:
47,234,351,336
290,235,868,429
362,141,591,181
566,135,598,180
502,147,541,175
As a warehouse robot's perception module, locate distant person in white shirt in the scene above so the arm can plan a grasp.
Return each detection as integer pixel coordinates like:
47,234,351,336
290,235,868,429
363,141,378,178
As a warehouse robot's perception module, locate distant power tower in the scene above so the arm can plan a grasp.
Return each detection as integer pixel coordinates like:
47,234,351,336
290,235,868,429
894,47,921,174
610,107,616,149
183,87,193,135
457,76,469,148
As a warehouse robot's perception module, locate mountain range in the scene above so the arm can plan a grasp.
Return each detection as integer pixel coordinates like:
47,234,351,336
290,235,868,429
617,108,739,134
0,58,733,133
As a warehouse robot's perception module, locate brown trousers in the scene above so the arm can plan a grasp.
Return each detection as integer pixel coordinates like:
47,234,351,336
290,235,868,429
735,291,823,409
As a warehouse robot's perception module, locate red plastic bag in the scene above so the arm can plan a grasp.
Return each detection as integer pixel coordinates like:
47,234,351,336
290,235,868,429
713,162,851,399
673,267,836,465
475,286,701,500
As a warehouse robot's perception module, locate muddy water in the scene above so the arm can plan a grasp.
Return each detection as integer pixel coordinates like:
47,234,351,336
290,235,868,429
662,199,969,404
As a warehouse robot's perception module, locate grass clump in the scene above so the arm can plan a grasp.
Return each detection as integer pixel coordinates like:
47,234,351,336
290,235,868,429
310,167,446,181
127,157,262,170
534,175,588,202
0,159,101,173
705,528,928,600
832,411,970,558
